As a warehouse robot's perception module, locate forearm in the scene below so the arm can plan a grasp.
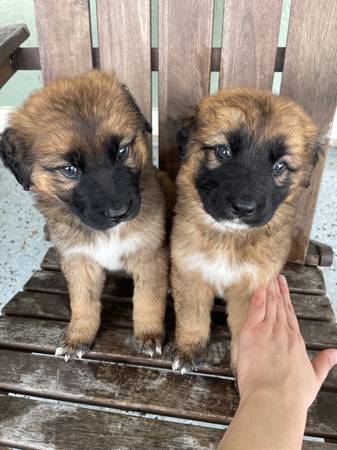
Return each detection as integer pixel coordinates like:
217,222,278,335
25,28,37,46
218,390,307,450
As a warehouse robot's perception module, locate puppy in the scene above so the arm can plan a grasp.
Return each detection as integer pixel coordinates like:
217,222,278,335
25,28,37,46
0,70,169,360
171,88,320,373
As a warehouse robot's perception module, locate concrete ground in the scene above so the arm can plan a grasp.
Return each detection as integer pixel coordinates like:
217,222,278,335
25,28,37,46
0,109,336,316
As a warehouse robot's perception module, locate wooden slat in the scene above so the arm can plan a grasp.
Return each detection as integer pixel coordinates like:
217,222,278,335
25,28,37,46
42,242,331,272
11,46,287,72
0,395,222,450
0,350,237,424
24,269,133,298
0,316,336,386
220,0,282,90
96,0,151,121
281,0,337,264
0,57,14,89
158,0,213,175
0,24,29,63
0,350,336,438
25,263,326,299
282,263,325,295
3,287,335,327
34,0,93,82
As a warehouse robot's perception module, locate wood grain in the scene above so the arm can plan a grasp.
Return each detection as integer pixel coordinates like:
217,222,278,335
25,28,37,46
3,287,335,326
0,316,336,384
24,263,326,298
0,57,14,89
281,0,337,263
34,0,93,82
220,0,282,90
0,395,222,450
24,269,133,298
158,0,213,175
0,350,336,438
96,0,151,122
0,24,29,63
11,46,287,72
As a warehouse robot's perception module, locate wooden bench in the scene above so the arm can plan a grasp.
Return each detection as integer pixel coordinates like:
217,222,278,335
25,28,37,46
1,1,337,448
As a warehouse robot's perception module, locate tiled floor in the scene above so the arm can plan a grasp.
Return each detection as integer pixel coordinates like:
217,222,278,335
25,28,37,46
0,109,336,316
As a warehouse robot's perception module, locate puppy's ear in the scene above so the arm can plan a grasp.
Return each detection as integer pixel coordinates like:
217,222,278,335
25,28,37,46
0,127,32,190
176,110,197,162
122,84,152,134
302,138,324,188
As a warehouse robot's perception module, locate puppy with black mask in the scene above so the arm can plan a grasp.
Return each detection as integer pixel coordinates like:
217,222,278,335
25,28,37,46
0,70,170,360
171,88,320,373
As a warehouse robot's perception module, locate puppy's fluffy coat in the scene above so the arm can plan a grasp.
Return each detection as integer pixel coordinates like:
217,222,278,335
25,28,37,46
0,70,169,359
171,88,320,373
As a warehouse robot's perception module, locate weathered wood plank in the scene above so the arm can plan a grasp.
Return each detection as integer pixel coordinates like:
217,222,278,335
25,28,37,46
220,0,282,90
0,57,14,89
11,46,287,72
26,263,326,299
282,263,325,295
310,240,334,267
96,0,151,122
34,0,92,82
158,0,213,175
3,287,335,327
0,395,222,450
281,0,337,264
0,350,336,438
0,316,336,388
24,269,133,297
0,350,237,424
0,24,29,63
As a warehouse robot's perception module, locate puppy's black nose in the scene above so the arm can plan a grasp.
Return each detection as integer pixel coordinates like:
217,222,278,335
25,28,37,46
104,204,129,219
230,199,257,217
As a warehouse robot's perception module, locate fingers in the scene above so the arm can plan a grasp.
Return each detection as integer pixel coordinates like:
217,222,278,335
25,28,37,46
311,349,337,390
264,279,278,323
245,286,267,325
274,277,287,324
278,274,300,332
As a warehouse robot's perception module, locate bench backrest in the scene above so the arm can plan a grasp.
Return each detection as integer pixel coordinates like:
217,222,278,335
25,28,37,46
32,0,337,264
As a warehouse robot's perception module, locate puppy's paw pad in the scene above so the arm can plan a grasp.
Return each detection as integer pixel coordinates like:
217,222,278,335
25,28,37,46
172,355,198,375
55,342,90,362
136,335,163,357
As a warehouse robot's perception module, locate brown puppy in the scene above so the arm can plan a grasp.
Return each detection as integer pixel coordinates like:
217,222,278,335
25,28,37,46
0,70,169,360
171,88,320,373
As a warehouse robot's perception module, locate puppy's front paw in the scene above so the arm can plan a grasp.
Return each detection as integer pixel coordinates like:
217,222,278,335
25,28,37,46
55,334,91,362
172,353,198,375
135,333,163,358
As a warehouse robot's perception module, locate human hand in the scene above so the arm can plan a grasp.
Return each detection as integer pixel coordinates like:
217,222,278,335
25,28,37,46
237,275,337,410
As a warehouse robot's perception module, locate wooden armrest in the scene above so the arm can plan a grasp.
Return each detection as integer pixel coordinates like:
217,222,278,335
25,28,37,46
0,24,30,88
0,24,30,63
306,239,334,267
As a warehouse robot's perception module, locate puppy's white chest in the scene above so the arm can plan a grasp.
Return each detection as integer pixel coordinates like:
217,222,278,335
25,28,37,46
66,232,143,271
183,252,257,296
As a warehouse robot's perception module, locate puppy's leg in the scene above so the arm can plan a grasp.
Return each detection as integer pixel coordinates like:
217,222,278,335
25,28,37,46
225,281,254,373
127,247,168,357
56,254,105,361
172,264,214,374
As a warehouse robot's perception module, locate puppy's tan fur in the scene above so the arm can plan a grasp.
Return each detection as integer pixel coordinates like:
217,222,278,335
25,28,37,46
171,88,319,372
2,70,170,358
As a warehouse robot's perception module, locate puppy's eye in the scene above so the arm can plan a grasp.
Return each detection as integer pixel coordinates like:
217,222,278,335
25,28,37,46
118,145,130,161
216,145,232,160
59,166,80,178
272,160,287,175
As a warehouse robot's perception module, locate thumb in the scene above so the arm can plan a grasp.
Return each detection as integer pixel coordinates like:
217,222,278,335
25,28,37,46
311,349,337,387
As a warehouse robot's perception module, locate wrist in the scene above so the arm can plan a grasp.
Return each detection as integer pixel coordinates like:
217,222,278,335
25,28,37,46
240,386,308,416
